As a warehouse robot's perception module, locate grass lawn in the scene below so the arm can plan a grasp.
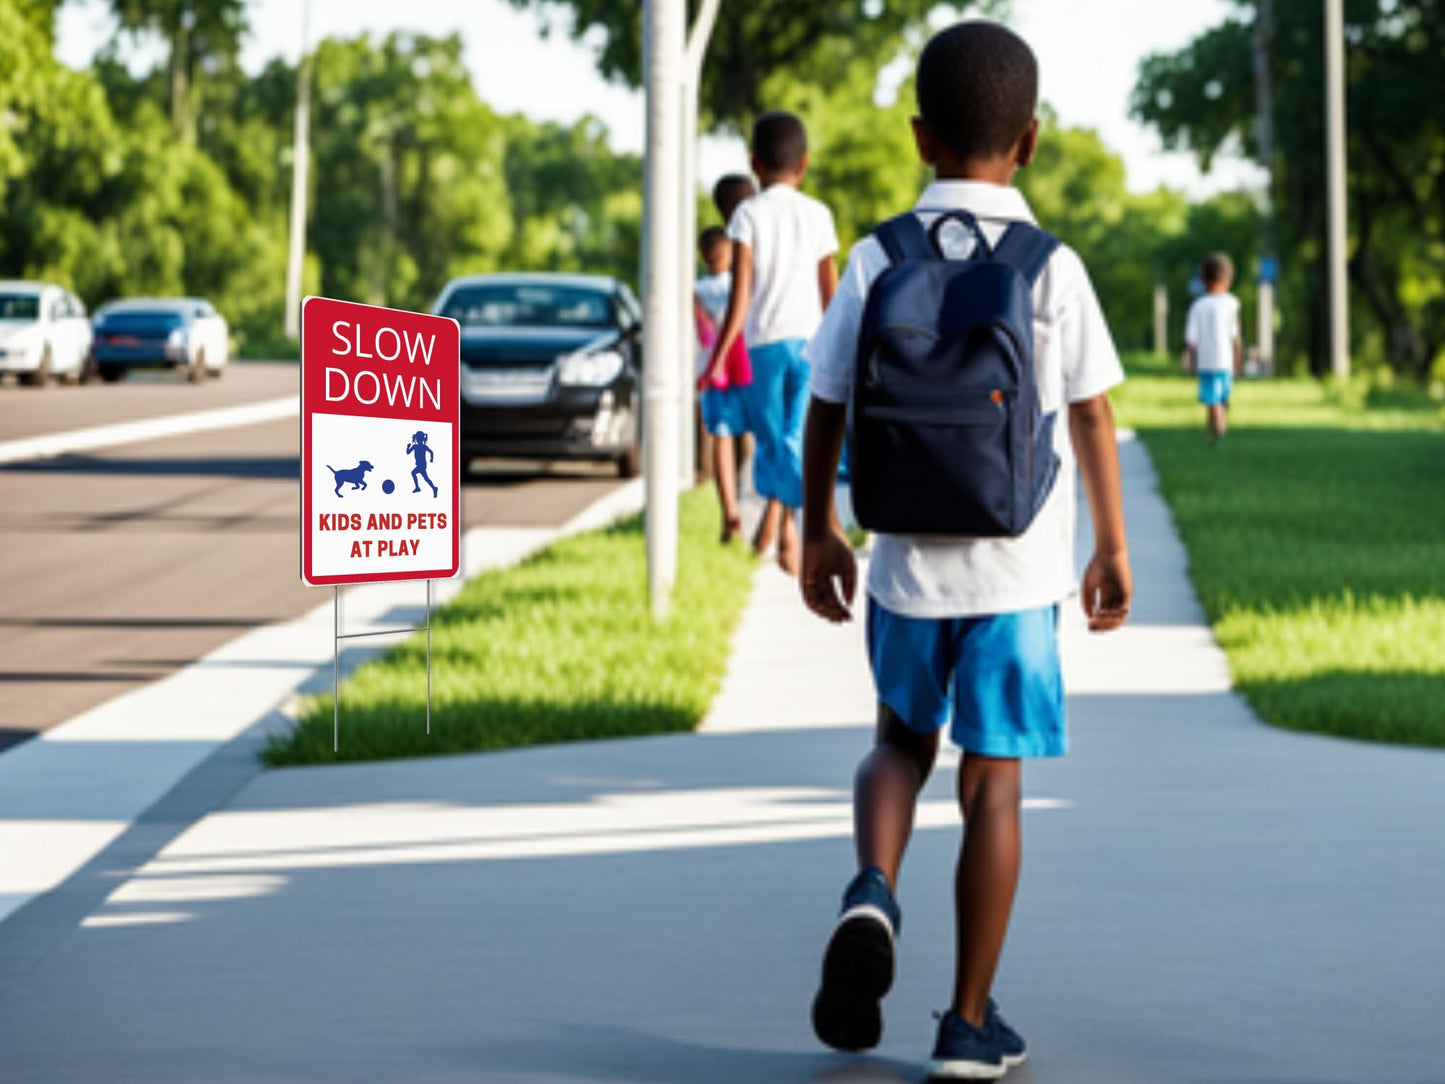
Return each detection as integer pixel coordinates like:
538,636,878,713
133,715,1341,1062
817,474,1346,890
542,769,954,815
264,488,757,766
1112,354,1445,746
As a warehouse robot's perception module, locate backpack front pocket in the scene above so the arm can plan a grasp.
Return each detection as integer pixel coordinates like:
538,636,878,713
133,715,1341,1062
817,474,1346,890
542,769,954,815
852,393,1018,536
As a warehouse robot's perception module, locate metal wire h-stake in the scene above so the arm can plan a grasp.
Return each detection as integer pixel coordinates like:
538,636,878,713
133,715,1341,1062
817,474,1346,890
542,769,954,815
332,581,433,752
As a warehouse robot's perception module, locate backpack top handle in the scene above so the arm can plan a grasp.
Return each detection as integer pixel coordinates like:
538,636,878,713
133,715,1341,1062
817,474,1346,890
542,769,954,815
875,209,995,266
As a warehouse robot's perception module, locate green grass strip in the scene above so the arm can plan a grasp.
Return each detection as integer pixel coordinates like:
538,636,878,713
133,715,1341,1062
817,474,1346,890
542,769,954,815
264,488,757,766
1112,357,1445,746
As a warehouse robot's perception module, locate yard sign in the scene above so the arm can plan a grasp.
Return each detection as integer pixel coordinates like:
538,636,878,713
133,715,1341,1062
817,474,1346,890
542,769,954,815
300,296,461,586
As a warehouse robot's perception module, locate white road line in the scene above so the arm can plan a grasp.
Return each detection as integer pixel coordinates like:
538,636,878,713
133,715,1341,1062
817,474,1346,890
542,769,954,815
0,395,299,465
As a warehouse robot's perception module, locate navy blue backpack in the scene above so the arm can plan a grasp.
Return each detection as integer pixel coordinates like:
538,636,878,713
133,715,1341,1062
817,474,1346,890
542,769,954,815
848,209,1060,537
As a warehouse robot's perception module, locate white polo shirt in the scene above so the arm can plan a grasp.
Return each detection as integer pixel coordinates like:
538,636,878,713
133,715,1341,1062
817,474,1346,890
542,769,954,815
727,183,839,347
1185,293,1240,373
806,180,1123,619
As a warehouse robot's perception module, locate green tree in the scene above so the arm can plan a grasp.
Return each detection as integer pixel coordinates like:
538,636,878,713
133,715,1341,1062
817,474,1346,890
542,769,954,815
108,0,248,143
501,113,641,281
505,0,998,129
306,32,514,311
1132,0,1445,378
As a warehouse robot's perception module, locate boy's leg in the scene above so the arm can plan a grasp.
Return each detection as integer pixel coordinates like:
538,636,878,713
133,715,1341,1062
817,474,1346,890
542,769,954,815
952,754,1023,1027
712,434,741,539
753,499,781,554
856,703,938,886
814,608,947,1053
776,340,811,573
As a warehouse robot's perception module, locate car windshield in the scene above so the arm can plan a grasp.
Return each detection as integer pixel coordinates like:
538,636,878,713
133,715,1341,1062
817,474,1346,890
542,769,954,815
0,294,41,320
100,311,184,331
442,284,613,329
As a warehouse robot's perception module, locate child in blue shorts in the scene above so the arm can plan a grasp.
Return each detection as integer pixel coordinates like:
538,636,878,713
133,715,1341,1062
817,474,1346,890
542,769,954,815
704,112,839,575
1184,252,1243,444
694,226,750,542
799,22,1133,1080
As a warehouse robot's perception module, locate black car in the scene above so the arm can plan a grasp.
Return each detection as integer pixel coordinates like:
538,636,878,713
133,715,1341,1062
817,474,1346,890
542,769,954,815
433,273,643,477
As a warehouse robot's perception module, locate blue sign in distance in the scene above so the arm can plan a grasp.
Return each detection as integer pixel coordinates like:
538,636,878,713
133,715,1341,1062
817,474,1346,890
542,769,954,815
1258,255,1280,284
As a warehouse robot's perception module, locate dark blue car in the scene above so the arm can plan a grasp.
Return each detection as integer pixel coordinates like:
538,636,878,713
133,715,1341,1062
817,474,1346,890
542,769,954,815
91,297,231,383
432,274,643,477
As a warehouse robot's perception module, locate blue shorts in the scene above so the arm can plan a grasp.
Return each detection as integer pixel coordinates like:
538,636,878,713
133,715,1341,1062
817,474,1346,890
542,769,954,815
701,386,747,437
1198,371,1233,406
741,339,809,508
866,599,1066,758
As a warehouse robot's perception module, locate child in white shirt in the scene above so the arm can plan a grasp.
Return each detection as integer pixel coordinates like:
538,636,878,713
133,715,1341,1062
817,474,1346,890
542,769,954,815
1185,253,1243,443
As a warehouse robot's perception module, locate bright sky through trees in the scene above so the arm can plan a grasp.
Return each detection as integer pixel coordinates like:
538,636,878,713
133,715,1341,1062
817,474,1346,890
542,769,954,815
56,0,1265,196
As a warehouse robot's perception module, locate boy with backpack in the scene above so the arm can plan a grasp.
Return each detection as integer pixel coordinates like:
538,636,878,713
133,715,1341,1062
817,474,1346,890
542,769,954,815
704,113,839,575
1184,252,1243,443
799,21,1132,1079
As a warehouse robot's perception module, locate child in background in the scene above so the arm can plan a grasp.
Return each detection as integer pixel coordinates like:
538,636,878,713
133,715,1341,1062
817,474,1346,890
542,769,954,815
1184,253,1243,443
694,227,749,542
705,113,839,575
710,173,785,556
799,21,1132,1079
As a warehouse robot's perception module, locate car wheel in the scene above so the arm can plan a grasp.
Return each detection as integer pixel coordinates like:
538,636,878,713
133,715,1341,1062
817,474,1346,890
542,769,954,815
76,353,97,385
18,346,53,388
98,364,124,383
188,349,206,383
615,442,641,479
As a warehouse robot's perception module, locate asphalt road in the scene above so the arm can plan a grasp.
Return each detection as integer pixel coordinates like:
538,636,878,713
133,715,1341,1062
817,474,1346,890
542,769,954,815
0,360,299,442
0,368,623,749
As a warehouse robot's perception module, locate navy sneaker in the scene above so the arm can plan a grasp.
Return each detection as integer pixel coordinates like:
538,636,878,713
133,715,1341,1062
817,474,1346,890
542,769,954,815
811,866,900,1052
985,998,1027,1068
925,1010,1007,1080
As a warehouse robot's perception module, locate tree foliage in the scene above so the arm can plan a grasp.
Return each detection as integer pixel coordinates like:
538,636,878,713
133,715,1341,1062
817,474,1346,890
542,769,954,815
504,0,998,130
0,1,643,354
1132,0,1445,378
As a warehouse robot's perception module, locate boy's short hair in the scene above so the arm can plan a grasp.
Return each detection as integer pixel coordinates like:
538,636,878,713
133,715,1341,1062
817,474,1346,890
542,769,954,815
712,173,756,221
916,21,1038,162
750,111,808,175
1201,252,1235,286
698,225,728,257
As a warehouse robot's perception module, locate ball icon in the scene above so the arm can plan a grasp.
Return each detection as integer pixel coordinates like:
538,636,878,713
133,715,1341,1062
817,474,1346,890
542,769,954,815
382,479,395,494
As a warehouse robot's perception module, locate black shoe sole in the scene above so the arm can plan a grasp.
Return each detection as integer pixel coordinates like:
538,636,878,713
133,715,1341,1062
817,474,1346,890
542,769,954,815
812,911,895,1052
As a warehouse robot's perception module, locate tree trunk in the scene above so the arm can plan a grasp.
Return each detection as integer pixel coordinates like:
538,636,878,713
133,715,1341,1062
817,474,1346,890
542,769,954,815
170,20,193,143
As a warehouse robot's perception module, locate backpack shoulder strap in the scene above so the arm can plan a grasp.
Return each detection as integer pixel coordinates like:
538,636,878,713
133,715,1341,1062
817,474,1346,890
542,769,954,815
873,213,937,266
990,222,1060,285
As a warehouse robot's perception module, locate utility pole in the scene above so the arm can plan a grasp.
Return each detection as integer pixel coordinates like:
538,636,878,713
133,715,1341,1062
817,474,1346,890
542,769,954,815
642,0,684,617
1253,0,1276,371
1325,0,1350,378
283,0,312,342
676,0,721,488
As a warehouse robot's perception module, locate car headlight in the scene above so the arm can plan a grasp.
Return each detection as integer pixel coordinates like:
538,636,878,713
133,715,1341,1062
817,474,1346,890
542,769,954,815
167,328,187,347
557,349,624,387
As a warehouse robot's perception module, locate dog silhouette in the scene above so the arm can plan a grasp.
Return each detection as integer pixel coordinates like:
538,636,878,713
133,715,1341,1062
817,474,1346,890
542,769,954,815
327,460,374,497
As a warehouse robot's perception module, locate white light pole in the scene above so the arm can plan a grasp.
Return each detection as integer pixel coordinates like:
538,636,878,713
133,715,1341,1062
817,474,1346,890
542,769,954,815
1325,0,1350,379
283,0,312,342
643,0,684,617
676,0,721,488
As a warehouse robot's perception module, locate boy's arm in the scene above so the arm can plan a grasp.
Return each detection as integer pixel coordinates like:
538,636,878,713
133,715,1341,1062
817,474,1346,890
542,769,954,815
1183,345,1196,374
800,395,855,623
1234,335,1244,376
1069,393,1132,632
694,296,716,347
703,241,751,387
817,254,838,311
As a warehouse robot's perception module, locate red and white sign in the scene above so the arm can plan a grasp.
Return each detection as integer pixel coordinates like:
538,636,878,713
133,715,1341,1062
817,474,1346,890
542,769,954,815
300,296,461,586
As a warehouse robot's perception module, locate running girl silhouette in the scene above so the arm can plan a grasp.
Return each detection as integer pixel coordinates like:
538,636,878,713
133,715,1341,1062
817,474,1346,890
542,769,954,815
407,430,438,497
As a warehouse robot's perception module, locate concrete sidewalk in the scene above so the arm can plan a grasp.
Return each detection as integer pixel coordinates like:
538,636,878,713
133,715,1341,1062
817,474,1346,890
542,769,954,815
1,438,1443,1083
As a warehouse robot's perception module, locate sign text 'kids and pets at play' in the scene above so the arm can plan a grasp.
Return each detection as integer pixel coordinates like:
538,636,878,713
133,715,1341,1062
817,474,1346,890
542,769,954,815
301,296,461,586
